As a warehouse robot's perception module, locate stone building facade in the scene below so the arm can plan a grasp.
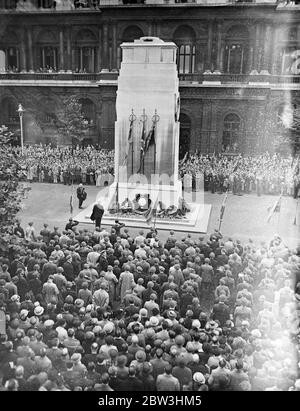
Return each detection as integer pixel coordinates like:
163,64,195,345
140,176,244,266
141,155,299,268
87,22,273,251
0,0,300,156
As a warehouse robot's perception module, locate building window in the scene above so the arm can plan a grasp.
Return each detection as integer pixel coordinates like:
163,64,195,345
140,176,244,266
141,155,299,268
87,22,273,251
281,47,300,75
174,25,196,74
5,47,19,71
39,47,58,70
225,25,249,74
225,44,246,74
222,113,241,152
74,29,97,73
178,44,195,74
75,47,96,72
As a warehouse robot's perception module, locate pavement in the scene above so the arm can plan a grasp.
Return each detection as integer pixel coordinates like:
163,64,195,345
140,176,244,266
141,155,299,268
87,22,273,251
18,182,300,248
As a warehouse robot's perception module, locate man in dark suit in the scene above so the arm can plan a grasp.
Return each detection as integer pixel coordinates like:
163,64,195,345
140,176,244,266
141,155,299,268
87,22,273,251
77,184,87,209
90,202,104,228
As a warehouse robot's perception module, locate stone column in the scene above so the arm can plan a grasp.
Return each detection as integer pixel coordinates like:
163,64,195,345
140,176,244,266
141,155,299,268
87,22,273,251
216,22,223,72
103,22,109,69
27,27,34,71
98,27,102,71
20,28,27,71
271,26,280,75
205,21,213,71
66,26,72,71
253,23,261,72
112,22,117,70
195,39,203,73
59,28,65,70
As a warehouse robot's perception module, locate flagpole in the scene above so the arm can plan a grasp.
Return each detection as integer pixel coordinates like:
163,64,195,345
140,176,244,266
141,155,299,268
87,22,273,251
140,109,147,176
218,191,228,232
152,109,160,176
129,109,136,176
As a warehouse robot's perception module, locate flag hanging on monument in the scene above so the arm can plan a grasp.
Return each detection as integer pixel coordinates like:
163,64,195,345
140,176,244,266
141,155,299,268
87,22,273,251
123,118,134,166
144,122,156,154
138,121,147,173
266,194,282,223
128,118,134,145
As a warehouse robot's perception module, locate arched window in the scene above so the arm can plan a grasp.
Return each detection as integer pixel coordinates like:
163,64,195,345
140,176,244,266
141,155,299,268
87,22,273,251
173,26,195,74
122,26,144,43
119,26,144,69
0,31,20,71
0,97,19,124
79,98,96,125
37,31,58,71
174,26,196,74
280,26,300,75
225,25,249,74
222,113,241,152
179,112,191,159
74,29,97,72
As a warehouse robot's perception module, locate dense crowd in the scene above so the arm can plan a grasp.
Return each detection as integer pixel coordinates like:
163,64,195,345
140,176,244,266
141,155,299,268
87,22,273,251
180,153,299,197
6,145,114,186
2,144,299,197
0,219,299,391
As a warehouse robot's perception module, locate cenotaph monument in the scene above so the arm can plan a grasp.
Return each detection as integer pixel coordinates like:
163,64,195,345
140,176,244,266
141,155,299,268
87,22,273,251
110,36,182,208
75,37,211,233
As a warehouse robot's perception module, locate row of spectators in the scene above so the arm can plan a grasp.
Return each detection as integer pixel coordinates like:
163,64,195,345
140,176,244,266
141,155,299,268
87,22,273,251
0,219,299,391
3,144,299,196
180,152,299,196
6,145,114,186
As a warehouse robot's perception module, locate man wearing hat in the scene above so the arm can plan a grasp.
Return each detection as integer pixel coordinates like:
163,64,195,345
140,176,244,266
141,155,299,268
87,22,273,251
190,372,208,391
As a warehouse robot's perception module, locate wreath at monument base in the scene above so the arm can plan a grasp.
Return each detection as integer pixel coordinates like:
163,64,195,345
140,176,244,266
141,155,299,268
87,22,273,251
108,195,191,219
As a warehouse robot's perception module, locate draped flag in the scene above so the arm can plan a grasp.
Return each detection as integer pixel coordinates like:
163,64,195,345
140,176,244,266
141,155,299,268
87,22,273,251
128,118,134,145
137,121,147,174
123,119,134,166
266,194,282,223
144,122,156,154
145,197,159,225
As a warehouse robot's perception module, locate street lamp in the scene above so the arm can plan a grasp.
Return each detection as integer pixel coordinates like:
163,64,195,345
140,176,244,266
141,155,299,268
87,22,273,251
17,103,25,153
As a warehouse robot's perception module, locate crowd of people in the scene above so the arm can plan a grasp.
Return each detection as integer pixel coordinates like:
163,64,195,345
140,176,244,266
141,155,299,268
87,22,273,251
4,145,114,186
180,153,299,197
0,219,299,391
3,144,299,198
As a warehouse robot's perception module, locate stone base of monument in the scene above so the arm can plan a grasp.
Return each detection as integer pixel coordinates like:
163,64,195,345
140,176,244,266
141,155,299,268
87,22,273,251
74,198,212,234
108,181,183,209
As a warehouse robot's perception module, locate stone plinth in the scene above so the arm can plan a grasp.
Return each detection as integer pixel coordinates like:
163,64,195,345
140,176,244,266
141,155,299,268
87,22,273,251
112,37,182,208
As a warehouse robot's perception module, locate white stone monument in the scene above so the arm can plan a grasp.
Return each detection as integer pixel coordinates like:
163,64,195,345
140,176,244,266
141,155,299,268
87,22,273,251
109,37,182,208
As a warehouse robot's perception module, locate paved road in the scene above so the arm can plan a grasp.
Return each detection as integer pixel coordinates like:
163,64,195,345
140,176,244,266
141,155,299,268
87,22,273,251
18,183,300,248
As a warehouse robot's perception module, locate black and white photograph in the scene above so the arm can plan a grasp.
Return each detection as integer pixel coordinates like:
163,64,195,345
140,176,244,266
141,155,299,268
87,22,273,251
0,0,299,398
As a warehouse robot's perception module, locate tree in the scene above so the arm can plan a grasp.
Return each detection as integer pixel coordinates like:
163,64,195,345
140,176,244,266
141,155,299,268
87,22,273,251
56,96,89,146
277,104,300,157
0,126,30,254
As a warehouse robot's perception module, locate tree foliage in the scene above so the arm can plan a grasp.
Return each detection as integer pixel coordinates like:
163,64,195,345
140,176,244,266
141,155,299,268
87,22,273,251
56,96,89,145
0,126,30,254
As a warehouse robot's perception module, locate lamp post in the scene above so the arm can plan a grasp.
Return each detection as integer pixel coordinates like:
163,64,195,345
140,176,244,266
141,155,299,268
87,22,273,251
17,104,25,154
